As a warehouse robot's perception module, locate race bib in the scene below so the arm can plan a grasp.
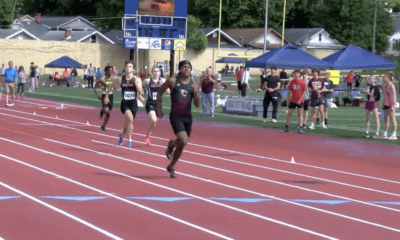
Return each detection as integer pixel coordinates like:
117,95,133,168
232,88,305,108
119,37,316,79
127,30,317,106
152,92,157,100
124,91,136,100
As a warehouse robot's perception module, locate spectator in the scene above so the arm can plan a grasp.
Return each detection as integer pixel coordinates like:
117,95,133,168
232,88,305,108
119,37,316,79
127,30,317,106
235,66,239,75
52,72,61,86
208,66,213,75
216,71,222,90
364,76,380,138
240,67,251,97
70,67,77,87
279,69,288,89
379,73,397,140
346,71,354,91
354,72,363,88
259,68,269,91
35,65,40,89
158,65,164,78
262,66,281,123
96,68,102,78
0,63,6,85
4,61,18,107
301,68,311,128
282,69,307,133
321,71,334,125
200,67,216,117
83,65,88,87
308,68,326,129
224,64,229,75
237,66,244,96
16,66,26,99
29,62,36,93
88,63,95,88
62,68,69,80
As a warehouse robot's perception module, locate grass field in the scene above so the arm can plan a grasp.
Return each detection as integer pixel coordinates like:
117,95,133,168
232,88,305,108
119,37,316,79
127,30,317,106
21,84,399,145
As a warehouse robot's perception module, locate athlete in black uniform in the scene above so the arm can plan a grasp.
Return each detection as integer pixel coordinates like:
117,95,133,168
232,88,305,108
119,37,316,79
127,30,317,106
143,66,169,146
156,60,200,178
94,65,114,131
104,61,145,148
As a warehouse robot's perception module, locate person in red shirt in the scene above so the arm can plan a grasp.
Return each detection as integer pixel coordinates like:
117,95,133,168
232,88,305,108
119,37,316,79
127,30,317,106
282,69,307,133
308,68,326,129
62,68,69,80
236,66,244,96
346,71,354,91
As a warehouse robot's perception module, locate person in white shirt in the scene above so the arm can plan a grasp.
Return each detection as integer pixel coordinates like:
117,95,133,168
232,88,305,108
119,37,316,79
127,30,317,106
35,65,40,89
240,68,251,97
88,63,95,88
0,63,6,84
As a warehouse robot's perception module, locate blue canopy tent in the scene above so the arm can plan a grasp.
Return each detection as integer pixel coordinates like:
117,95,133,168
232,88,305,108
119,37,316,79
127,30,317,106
215,53,246,63
245,44,331,70
45,56,83,69
322,44,396,70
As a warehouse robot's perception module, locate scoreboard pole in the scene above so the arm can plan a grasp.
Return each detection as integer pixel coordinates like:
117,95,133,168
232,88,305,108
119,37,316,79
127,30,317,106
170,50,175,77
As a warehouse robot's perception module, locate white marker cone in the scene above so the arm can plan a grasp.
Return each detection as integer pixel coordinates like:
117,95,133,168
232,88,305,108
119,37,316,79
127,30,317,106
33,111,36,115
60,102,64,109
86,121,90,125
291,157,296,163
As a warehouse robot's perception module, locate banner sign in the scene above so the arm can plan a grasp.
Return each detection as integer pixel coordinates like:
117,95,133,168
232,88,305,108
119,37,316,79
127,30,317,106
225,98,254,113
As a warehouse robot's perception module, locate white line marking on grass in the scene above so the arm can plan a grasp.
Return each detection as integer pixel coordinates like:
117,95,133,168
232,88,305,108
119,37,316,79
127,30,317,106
1,108,400,187
0,172,123,240
0,138,336,240
0,153,235,240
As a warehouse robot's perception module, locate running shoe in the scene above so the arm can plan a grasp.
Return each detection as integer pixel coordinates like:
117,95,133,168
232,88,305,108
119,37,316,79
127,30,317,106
101,125,106,131
388,135,398,141
372,133,379,139
118,133,123,146
364,132,370,138
322,123,327,129
145,135,152,147
99,110,103,119
281,126,289,133
309,123,315,130
127,141,132,148
272,119,277,123
167,166,176,178
165,140,174,159
263,118,267,123
298,127,304,134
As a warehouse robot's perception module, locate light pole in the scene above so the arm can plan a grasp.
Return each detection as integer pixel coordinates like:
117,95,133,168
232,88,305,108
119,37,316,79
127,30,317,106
263,0,269,53
372,0,377,53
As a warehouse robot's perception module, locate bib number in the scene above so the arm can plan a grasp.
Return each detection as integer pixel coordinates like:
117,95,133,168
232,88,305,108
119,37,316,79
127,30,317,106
124,91,136,100
152,92,157,100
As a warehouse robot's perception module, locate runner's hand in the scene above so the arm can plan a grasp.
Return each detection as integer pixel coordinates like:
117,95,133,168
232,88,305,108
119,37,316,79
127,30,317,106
193,82,200,93
103,97,109,105
156,108,163,118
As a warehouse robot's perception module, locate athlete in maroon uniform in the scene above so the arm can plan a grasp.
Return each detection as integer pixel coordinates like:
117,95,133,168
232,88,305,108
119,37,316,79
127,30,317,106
156,60,200,178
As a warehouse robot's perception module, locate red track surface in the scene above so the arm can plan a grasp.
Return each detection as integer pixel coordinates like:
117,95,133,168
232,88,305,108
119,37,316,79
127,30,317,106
0,97,400,240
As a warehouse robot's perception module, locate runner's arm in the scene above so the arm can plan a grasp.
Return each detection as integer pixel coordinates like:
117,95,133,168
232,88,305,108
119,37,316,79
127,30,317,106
94,78,105,100
104,77,120,103
134,76,145,103
156,77,174,118
193,82,200,108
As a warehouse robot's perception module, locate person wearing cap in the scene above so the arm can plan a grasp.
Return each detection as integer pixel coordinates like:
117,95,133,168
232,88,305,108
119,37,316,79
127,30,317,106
156,60,200,178
282,69,307,133
308,68,326,129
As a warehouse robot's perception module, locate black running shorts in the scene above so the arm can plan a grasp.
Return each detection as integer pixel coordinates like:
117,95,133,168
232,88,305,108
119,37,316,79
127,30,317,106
101,94,113,110
169,113,193,137
120,100,138,118
145,101,157,114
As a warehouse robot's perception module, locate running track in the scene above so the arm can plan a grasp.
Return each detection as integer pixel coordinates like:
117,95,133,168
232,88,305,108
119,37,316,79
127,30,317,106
0,96,400,240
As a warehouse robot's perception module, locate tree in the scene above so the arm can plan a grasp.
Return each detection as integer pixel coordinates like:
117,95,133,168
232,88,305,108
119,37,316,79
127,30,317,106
20,0,97,17
0,0,14,27
95,0,124,32
186,15,207,53
188,0,298,29
316,0,394,52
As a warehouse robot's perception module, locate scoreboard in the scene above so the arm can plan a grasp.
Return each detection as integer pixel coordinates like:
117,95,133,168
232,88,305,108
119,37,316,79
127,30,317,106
123,0,188,50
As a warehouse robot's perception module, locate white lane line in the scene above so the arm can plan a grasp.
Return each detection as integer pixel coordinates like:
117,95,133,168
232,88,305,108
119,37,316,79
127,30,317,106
36,138,400,234
1,111,400,200
0,174,123,240
19,123,84,127
17,96,96,109
90,139,400,214
0,153,234,240
0,139,336,240
0,236,4,240
1,107,400,186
